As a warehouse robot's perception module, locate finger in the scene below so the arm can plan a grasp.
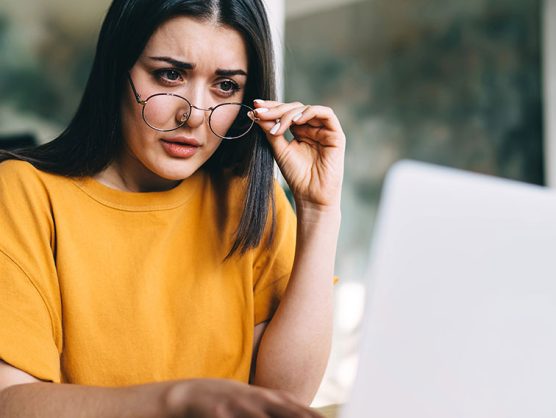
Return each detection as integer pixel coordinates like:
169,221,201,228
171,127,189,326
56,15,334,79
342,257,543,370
290,105,343,135
274,391,324,418
265,105,311,137
263,123,290,161
253,101,305,123
254,117,283,135
253,101,342,136
265,401,323,418
230,400,270,418
213,402,237,418
253,99,283,109
289,125,336,149
260,391,323,418
289,133,321,149
289,124,326,143
255,105,308,138
252,106,305,159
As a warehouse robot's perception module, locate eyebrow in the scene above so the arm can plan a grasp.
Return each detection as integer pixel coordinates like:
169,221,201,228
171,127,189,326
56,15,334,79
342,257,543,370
148,56,247,77
149,56,194,70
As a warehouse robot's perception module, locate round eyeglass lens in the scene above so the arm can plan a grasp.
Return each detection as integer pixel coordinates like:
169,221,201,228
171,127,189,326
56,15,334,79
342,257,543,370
210,103,255,139
143,94,191,131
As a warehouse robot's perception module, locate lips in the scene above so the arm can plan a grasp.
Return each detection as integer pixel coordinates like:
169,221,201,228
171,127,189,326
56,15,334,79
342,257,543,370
160,137,201,158
161,136,201,147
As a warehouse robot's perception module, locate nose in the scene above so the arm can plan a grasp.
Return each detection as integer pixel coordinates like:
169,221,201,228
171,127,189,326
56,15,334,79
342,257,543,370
177,88,209,129
184,104,206,129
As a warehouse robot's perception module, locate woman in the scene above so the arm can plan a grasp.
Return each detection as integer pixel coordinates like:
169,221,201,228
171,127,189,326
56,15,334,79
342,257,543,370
0,0,344,416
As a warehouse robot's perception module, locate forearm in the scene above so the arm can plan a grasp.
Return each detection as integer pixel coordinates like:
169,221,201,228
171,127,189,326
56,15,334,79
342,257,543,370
253,203,341,404
0,381,175,418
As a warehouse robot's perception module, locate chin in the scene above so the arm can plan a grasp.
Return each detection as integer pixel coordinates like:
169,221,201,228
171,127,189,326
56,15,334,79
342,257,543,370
154,162,201,181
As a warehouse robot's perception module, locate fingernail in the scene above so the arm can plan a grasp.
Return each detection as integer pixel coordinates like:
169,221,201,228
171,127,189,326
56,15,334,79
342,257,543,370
292,113,303,122
247,111,256,121
255,108,269,115
254,99,265,105
270,121,281,135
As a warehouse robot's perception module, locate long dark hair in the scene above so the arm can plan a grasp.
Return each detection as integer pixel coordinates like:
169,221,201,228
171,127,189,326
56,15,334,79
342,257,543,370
0,0,277,256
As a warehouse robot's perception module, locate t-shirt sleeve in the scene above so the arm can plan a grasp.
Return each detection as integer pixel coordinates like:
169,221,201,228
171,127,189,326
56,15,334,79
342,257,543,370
0,251,61,382
0,161,62,382
253,182,297,325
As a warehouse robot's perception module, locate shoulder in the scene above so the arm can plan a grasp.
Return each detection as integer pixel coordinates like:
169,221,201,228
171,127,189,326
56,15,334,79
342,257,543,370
0,160,58,253
0,159,62,187
0,159,40,180
0,159,71,190
0,160,46,197
0,160,72,212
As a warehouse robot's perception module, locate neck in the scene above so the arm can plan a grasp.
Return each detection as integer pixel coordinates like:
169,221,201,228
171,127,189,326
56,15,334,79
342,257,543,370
94,148,180,193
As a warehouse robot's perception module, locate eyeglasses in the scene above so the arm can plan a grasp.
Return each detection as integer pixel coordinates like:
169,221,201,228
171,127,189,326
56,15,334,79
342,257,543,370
127,74,258,139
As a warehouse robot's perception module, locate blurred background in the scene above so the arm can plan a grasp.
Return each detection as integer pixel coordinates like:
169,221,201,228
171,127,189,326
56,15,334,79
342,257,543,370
0,0,547,407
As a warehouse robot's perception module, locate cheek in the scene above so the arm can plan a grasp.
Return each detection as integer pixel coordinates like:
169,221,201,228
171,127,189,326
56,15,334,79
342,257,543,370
207,136,224,153
209,114,235,136
209,105,247,138
120,96,153,147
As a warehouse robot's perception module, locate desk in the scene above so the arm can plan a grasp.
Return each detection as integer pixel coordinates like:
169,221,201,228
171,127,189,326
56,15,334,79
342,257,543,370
315,404,340,418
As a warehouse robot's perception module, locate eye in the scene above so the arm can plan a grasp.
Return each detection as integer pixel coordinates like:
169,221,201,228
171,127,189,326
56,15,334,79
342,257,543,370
154,69,183,83
218,79,241,95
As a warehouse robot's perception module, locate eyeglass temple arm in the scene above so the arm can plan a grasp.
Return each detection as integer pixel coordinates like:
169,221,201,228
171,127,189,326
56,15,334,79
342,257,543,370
127,73,145,105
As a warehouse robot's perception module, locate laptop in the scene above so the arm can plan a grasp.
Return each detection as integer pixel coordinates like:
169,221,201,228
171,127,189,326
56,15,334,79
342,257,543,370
340,160,556,418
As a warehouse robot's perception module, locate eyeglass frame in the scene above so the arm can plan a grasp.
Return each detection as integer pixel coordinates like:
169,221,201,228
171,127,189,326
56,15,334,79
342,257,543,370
126,73,259,139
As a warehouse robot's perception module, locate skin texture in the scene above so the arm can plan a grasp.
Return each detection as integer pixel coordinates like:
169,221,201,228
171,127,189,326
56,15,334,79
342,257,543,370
0,14,346,418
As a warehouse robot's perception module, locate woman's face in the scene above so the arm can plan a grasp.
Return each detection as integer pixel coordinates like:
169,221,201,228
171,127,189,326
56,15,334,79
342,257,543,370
117,16,249,190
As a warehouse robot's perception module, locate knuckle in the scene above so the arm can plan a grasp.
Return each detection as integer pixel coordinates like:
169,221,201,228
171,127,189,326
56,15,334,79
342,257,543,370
213,404,228,418
164,383,190,416
214,399,235,415
216,400,241,418
262,388,283,403
258,388,275,399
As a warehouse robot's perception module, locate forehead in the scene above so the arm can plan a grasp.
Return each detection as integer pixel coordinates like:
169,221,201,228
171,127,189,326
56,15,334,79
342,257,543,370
142,16,248,70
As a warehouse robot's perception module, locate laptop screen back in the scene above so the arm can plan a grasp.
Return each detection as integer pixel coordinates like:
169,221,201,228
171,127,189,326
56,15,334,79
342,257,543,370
342,161,556,418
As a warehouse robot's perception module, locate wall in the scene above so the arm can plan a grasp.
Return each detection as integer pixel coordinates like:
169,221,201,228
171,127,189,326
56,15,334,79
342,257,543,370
285,0,543,284
284,0,543,403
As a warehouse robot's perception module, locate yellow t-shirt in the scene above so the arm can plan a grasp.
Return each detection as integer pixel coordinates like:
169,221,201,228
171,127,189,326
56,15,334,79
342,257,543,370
0,160,296,386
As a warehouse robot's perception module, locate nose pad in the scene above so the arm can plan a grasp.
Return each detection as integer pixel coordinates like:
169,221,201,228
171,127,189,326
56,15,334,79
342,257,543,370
174,101,192,127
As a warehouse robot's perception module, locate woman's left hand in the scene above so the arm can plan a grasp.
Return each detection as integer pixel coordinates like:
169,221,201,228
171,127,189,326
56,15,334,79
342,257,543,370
252,100,345,210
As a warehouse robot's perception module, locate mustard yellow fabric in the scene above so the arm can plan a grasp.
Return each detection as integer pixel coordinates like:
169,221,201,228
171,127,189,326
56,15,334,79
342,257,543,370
0,160,296,386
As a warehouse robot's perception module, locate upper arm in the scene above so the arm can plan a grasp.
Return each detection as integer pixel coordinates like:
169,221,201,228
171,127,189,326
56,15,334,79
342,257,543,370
253,321,268,352
250,321,268,383
0,360,40,393
252,184,297,325
0,162,62,383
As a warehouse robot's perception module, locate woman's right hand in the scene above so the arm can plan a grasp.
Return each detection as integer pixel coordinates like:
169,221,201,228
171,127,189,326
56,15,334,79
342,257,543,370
164,378,324,418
